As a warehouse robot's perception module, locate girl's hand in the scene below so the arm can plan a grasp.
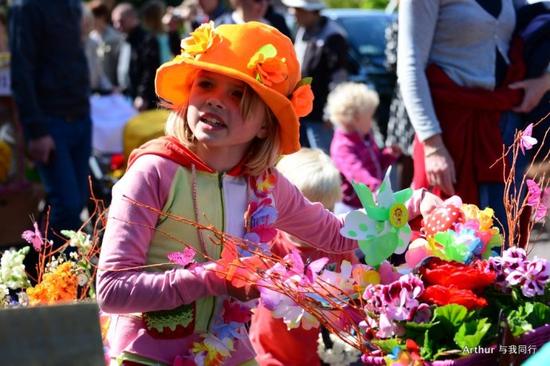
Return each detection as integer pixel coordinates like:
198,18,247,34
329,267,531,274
509,72,550,113
423,135,456,196
227,282,259,302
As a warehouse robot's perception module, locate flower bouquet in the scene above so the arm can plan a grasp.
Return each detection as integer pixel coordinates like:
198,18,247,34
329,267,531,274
248,122,550,365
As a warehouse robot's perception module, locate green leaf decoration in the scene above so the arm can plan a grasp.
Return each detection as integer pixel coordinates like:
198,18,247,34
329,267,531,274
352,181,375,210
295,76,313,89
454,318,491,349
358,231,398,267
257,43,277,59
372,338,403,354
433,304,469,328
507,302,550,337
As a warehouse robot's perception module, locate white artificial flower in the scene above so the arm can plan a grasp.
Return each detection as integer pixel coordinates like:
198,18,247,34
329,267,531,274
0,247,31,289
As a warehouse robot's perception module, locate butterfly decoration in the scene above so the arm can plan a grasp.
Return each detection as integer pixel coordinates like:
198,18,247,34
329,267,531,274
520,123,538,154
340,169,413,267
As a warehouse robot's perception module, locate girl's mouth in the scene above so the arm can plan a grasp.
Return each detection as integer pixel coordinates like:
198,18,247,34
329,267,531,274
199,113,226,128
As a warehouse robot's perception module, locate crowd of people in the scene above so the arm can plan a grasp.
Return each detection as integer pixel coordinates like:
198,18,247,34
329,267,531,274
2,0,549,365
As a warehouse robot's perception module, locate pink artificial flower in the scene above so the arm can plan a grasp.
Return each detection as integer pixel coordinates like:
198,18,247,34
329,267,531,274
21,222,43,251
526,179,550,222
520,123,538,154
167,247,196,267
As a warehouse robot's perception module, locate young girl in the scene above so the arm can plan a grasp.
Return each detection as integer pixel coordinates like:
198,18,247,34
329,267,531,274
97,22,433,366
328,82,401,214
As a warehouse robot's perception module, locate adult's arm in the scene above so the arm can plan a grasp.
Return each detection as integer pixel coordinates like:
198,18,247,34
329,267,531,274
96,155,227,314
396,0,441,141
9,2,46,139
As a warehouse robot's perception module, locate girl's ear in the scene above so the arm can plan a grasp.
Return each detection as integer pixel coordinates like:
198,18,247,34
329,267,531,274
256,123,268,139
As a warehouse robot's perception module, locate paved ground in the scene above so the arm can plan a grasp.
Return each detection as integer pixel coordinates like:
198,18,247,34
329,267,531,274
528,225,550,259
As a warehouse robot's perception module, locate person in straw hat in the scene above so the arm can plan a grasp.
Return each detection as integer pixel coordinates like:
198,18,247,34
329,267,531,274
96,21,439,366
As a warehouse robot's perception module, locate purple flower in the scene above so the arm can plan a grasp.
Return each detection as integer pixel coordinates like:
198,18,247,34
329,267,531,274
21,222,43,251
520,123,538,154
506,257,549,297
167,247,196,267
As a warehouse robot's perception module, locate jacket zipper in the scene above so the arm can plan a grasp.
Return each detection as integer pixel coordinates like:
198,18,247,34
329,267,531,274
206,172,225,329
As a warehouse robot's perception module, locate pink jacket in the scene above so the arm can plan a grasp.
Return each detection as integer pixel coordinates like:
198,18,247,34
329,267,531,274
330,128,397,208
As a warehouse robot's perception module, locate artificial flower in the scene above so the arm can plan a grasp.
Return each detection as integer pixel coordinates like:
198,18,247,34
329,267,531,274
180,21,218,59
506,257,549,297
419,257,495,290
462,204,495,231
250,171,276,197
21,222,43,252
0,246,31,289
243,197,278,245
526,179,550,222
168,247,196,267
27,262,78,305
520,123,538,154
291,83,314,117
247,44,288,86
222,299,252,323
419,285,488,309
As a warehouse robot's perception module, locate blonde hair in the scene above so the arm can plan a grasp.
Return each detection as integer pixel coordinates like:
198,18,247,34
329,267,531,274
276,148,342,210
164,84,280,177
326,82,379,127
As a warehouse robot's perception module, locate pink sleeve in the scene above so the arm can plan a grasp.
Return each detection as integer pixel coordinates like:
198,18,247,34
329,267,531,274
96,155,227,314
272,170,357,254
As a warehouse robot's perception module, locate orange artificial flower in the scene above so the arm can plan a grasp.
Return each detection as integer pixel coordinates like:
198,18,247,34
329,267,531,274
247,44,288,86
27,262,78,305
291,84,314,117
180,21,218,59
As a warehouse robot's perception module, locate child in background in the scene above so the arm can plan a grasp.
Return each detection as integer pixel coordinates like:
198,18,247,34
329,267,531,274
249,147,357,366
328,82,401,214
96,22,364,366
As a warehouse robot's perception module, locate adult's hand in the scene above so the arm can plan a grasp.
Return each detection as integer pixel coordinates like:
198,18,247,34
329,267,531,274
423,134,456,196
28,135,55,164
509,72,550,113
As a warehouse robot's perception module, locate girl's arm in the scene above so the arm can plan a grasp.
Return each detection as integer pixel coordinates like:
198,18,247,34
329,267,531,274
273,170,438,254
273,170,356,254
96,155,227,314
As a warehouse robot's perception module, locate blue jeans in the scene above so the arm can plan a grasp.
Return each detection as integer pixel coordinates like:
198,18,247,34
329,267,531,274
479,112,527,238
36,115,92,235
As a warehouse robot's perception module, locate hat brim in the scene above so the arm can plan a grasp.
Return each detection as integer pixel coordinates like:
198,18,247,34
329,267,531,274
281,0,325,11
156,57,301,155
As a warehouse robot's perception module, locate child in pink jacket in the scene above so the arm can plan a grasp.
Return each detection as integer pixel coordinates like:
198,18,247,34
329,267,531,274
328,82,401,213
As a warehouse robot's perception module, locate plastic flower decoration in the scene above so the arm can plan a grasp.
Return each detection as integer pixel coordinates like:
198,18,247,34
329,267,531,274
340,170,413,267
167,247,196,267
21,221,44,252
520,123,538,154
180,21,218,59
526,179,550,222
247,44,288,86
290,77,314,117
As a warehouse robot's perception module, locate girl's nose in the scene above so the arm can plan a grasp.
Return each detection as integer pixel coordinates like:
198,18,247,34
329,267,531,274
206,97,224,110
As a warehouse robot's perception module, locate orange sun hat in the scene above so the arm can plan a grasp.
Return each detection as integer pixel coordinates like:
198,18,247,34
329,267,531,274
155,21,314,155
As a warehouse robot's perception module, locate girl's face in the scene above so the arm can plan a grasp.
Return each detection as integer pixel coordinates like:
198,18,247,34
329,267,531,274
187,70,267,158
353,112,373,136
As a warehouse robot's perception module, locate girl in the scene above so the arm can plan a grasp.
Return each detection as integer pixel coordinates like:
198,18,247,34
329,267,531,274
328,82,401,214
97,22,432,366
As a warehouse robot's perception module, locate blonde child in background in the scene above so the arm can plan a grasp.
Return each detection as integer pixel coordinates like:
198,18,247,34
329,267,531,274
96,22,365,366
249,147,357,366
328,82,401,214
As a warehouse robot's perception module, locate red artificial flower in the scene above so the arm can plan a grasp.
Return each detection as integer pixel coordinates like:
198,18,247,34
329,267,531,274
420,285,488,309
420,258,496,290
222,299,252,323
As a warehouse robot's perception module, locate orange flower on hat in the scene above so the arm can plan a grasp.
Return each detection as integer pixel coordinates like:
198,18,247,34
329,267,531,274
180,21,218,59
247,44,288,87
290,78,314,117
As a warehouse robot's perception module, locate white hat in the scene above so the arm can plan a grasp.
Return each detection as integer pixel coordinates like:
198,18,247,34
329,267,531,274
281,0,326,11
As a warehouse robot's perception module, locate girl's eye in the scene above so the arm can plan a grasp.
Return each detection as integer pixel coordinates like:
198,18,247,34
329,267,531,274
197,80,213,89
231,89,244,99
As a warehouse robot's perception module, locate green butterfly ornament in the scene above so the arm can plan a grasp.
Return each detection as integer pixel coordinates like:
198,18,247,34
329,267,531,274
340,171,413,267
